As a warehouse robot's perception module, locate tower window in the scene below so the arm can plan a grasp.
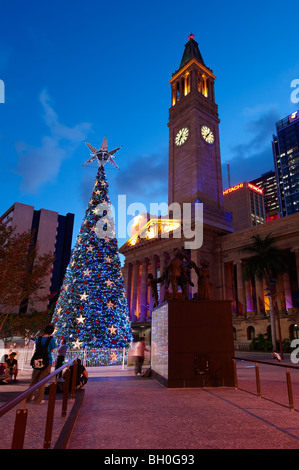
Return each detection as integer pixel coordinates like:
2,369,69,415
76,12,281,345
176,82,180,101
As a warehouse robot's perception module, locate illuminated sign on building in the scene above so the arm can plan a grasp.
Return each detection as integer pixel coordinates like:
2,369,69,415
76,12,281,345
248,183,263,194
289,111,298,122
223,183,244,195
223,182,263,196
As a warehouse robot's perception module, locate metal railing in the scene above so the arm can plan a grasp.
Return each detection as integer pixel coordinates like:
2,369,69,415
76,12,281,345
232,356,299,412
0,357,79,449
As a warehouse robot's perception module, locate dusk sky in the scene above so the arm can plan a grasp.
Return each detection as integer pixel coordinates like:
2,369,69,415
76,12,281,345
1,0,298,254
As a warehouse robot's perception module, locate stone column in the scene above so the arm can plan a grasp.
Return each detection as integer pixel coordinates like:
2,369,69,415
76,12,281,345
283,271,293,310
210,80,215,102
235,260,246,315
149,255,158,311
244,279,253,313
275,274,285,311
255,275,264,315
122,261,131,311
191,68,198,92
198,72,203,93
140,258,149,322
130,261,139,322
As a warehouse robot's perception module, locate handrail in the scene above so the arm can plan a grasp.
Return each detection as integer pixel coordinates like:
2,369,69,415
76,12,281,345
233,356,299,412
0,357,77,418
233,356,299,370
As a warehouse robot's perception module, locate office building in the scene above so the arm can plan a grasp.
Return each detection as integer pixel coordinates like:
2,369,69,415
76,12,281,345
1,202,74,313
272,111,299,217
250,170,279,221
223,182,266,231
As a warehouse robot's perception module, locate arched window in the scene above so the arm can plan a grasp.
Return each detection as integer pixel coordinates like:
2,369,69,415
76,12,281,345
185,74,190,95
176,82,180,101
247,326,255,340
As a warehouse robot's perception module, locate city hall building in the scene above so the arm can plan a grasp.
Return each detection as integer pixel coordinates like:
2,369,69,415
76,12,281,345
120,35,299,346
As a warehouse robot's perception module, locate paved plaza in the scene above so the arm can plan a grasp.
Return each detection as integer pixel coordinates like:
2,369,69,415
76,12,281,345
1,352,299,450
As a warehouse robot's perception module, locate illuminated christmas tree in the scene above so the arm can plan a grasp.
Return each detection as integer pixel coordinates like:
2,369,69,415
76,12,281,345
53,137,133,355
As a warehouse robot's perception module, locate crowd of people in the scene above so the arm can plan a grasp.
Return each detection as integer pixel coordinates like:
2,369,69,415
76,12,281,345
1,326,151,405
0,352,18,384
0,324,88,405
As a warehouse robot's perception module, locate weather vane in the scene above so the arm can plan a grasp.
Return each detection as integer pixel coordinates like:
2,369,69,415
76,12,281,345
83,136,121,169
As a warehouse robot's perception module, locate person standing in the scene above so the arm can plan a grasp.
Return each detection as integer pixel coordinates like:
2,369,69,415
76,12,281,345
55,339,68,378
26,324,56,405
134,337,148,376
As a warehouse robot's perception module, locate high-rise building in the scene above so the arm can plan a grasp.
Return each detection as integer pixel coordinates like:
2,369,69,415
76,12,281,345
250,170,279,221
223,182,266,231
1,202,74,313
272,110,299,217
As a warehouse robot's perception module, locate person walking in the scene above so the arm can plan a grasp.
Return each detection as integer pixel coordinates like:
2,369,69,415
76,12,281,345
26,324,56,405
55,339,68,378
134,337,148,376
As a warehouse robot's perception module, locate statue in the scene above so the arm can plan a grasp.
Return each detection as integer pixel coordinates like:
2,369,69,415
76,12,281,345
147,274,159,308
183,255,211,300
196,259,211,300
165,249,194,300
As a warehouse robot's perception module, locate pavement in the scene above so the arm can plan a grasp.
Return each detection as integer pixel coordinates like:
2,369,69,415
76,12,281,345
1,352,299,452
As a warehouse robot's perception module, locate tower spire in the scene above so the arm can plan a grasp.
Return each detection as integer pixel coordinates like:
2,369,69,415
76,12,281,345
180,34,205,69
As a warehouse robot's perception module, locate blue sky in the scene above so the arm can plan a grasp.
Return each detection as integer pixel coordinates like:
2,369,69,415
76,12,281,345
0,0,298,253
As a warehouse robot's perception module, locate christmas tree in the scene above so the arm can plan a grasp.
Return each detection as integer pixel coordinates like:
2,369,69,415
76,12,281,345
53,137,133,358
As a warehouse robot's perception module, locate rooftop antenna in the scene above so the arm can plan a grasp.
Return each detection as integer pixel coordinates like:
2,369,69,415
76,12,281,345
227,162,231,188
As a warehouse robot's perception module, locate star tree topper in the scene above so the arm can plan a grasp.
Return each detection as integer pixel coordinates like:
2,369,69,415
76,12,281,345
84,136,121,169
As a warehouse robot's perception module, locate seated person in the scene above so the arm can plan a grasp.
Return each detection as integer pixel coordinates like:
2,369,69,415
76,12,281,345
64,359,88,390
6,352,18,382
0,360,11,384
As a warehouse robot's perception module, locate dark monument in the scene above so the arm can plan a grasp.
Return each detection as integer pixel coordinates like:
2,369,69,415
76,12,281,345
151,255,235,388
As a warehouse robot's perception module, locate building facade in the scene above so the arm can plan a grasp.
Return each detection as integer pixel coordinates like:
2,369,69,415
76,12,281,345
272,111,299,217
223,182,266,231
1,202,74,313
250,170,280,221
120,36,299,344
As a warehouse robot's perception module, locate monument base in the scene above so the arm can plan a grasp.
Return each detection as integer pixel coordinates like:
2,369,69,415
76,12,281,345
151,299,235,388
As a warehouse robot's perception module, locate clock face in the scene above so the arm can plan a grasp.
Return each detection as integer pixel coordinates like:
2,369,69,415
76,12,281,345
175,127,189,146
201,125,214,144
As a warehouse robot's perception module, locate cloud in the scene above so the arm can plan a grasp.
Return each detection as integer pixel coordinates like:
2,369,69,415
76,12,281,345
222,109,280,187
16,90,91,193
242,103,279,117
113,148,168,205
79,147,169,214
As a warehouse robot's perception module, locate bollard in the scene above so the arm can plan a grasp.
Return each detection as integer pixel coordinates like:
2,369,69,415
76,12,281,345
255,363,261,398
232,359,238,390
11,409,28,449
61,368,71,418
44,381,57,449
71,360,78,400
286,369,294,412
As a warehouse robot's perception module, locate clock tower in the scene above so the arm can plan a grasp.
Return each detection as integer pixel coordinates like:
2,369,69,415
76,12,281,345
168,34,224,211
